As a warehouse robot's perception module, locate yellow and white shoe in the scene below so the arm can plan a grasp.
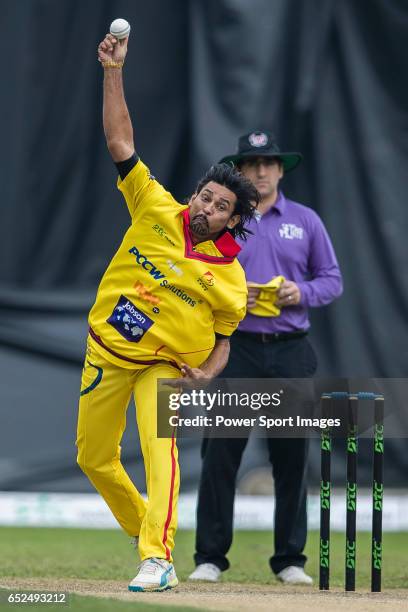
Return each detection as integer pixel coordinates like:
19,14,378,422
128,557,179,592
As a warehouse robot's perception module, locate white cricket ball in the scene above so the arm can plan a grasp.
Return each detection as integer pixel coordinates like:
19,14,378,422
110,18,131,40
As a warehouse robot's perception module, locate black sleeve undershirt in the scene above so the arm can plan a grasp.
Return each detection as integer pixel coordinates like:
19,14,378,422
215,333,230,340
115,152,139,180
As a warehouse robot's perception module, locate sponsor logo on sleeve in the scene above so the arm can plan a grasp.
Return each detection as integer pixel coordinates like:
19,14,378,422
107,296,154,342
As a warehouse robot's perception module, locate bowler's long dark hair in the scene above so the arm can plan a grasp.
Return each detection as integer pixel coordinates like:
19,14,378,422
194,163,259,240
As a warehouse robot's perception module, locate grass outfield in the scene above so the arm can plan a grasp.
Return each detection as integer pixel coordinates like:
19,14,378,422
0,528,407,610
0,527,407,586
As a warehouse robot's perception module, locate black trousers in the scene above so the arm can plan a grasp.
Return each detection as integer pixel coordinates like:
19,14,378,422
194,332,318,574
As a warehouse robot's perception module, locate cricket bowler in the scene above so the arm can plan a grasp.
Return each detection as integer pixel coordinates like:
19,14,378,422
76,29,259,592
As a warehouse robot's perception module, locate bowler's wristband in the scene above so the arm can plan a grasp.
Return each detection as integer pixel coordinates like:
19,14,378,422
215,333,229,340
115,152,139,180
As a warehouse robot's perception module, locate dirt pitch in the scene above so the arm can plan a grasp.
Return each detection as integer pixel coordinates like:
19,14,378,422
1,578,408,611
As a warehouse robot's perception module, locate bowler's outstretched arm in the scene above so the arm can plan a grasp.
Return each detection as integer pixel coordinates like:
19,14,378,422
98,33,134,161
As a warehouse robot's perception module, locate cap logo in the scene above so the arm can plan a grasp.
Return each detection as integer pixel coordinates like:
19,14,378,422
248,132,268,148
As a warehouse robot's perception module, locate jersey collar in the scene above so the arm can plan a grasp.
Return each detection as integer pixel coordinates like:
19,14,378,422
182,209,241,263
271,191,286,215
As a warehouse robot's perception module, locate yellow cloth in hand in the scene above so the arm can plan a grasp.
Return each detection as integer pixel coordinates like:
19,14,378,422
247,275,285,317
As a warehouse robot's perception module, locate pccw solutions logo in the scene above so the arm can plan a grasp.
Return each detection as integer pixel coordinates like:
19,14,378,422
129,245,197,307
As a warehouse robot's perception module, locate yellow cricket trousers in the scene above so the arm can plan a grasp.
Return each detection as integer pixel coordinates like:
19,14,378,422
76,340,180,562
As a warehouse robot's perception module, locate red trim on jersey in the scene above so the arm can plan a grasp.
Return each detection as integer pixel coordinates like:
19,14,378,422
177,346,214,354
89,328,179,369
215,231,242,258
162,432,177,561
182,209,240,263
154,344,166,355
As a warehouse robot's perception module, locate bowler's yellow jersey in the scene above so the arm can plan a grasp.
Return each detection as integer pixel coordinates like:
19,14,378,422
88,159,247,368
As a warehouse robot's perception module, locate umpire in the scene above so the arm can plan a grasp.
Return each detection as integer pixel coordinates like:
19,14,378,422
189,131,343,584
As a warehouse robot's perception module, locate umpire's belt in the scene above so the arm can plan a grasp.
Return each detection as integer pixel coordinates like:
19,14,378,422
235,329,308,344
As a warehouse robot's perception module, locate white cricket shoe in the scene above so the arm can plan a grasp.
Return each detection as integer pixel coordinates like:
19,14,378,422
128,557,178,592
277,566,313,585
188,563,221,582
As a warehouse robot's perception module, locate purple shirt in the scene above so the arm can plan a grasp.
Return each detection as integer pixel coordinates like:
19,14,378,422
237,192,343,333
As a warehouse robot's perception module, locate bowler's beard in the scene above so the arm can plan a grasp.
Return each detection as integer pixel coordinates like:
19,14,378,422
190,214,210,237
